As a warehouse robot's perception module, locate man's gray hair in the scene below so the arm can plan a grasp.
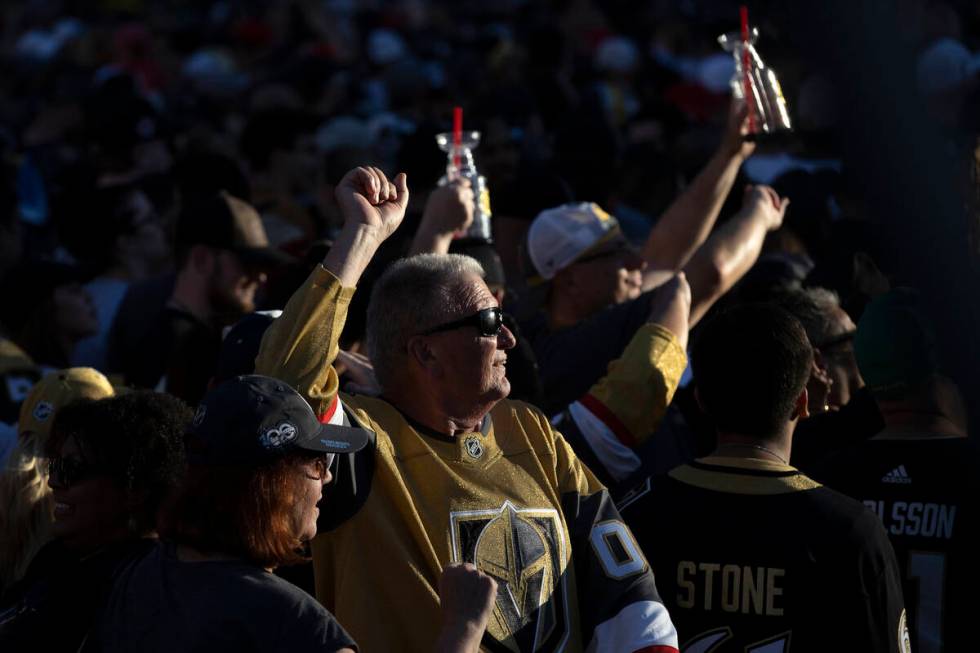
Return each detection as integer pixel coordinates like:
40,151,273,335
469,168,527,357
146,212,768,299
366,253,485,390
775,286,843,346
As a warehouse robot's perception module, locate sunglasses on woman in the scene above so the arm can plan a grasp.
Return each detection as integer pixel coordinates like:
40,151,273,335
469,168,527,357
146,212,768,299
47,456,107,488
421,307,504,338
304,453,336,481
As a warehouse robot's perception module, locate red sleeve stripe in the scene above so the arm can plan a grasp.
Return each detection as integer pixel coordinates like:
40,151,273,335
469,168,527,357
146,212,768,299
632,647,678,653
318,394,340,424
579,393,636,448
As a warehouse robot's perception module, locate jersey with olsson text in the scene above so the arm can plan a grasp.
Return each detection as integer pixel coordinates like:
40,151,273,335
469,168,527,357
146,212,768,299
810,435,980,653
618,457,909,653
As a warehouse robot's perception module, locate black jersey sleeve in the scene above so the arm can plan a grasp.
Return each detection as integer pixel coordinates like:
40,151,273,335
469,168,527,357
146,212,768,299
835,510,909,653
561,487,679,652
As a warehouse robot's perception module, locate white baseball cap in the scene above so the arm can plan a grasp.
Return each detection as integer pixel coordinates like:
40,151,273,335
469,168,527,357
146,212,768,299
526,203,622,280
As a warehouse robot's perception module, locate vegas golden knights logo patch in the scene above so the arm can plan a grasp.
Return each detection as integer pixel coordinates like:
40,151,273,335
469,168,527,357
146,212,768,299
450,501,570,653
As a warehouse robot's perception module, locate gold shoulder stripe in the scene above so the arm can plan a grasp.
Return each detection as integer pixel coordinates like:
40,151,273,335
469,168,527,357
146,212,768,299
669,459,822,495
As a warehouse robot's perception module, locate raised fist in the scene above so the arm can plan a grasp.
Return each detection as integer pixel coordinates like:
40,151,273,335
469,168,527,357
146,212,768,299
334,166,409,242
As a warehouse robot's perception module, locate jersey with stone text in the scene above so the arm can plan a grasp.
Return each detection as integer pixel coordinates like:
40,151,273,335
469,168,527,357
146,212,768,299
619,457,909,653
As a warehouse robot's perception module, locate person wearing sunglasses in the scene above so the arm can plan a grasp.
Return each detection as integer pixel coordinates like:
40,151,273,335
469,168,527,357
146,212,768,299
255,167,679,652
0,367,115,594
0,391,190,652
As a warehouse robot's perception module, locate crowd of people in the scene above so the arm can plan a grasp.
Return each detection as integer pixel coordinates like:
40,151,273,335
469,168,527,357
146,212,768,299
1,1,978,652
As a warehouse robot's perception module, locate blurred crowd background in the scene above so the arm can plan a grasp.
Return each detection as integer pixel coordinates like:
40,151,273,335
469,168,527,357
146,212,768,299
0,0,979,433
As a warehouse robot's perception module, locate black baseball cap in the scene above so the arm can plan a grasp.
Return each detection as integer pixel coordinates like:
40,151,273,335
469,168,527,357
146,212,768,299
175,191,295,268
187,375,369,465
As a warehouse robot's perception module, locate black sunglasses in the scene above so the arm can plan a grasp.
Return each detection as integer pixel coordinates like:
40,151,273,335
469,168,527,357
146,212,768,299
815,330,856,351
573,240,635,266
47,456,106,488
421,307,504,337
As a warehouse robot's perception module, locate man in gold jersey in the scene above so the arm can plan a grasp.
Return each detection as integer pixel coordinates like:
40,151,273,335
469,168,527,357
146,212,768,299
256,166,685,652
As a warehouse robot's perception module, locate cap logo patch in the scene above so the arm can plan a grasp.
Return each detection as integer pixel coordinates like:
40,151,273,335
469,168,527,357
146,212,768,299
192,405,207,427
260,421,298,449
33,401,54,422
464,435,484,460
320,439,350,450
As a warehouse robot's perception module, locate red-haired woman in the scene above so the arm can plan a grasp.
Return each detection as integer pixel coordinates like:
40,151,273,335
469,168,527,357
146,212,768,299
93,376,496,652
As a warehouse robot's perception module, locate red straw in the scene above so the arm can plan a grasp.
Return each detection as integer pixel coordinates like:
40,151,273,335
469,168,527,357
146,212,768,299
452,106,463,170
740,6,756,133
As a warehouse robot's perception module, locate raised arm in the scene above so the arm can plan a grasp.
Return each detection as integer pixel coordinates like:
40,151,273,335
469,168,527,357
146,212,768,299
255,167,408,416
327,167,409,285
562,275,690,485
683,184,788,326
641,102,754,290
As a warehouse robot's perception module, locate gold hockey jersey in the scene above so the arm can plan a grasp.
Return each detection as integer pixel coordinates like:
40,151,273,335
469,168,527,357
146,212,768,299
256,265,678,653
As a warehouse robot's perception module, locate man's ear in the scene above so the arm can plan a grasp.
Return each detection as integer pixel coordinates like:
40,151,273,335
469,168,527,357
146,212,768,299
189,244,216,275
813,347,828,371
793,387,810,421
406,335,441,376
552,266,582,296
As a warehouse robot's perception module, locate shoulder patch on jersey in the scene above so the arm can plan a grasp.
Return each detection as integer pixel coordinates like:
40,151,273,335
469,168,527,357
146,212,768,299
899,609,911,653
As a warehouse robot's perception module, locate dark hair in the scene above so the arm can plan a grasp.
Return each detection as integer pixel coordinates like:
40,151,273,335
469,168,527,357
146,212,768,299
46,392,191,533
175,148,252,204
164,453,314,569
239,109,308,171
692,304,813,439
0,261,90,367
56,183,151,272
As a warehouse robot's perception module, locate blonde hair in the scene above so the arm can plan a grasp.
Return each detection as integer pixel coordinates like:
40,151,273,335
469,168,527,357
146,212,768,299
0,367,115,591
0,429,53,591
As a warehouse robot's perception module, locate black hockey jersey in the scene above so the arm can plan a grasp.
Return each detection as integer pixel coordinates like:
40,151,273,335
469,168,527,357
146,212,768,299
619,456,909,653
811,435,980,653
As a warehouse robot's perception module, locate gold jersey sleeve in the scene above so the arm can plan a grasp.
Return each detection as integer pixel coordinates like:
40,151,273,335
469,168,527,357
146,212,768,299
254,264,354,417
584,322,687,447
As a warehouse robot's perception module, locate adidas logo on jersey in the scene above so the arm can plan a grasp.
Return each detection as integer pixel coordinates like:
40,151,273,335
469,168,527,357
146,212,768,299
881,465,912,485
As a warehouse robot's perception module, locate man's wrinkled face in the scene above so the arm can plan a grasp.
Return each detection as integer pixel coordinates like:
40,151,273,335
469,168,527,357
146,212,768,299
425,275,517,411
